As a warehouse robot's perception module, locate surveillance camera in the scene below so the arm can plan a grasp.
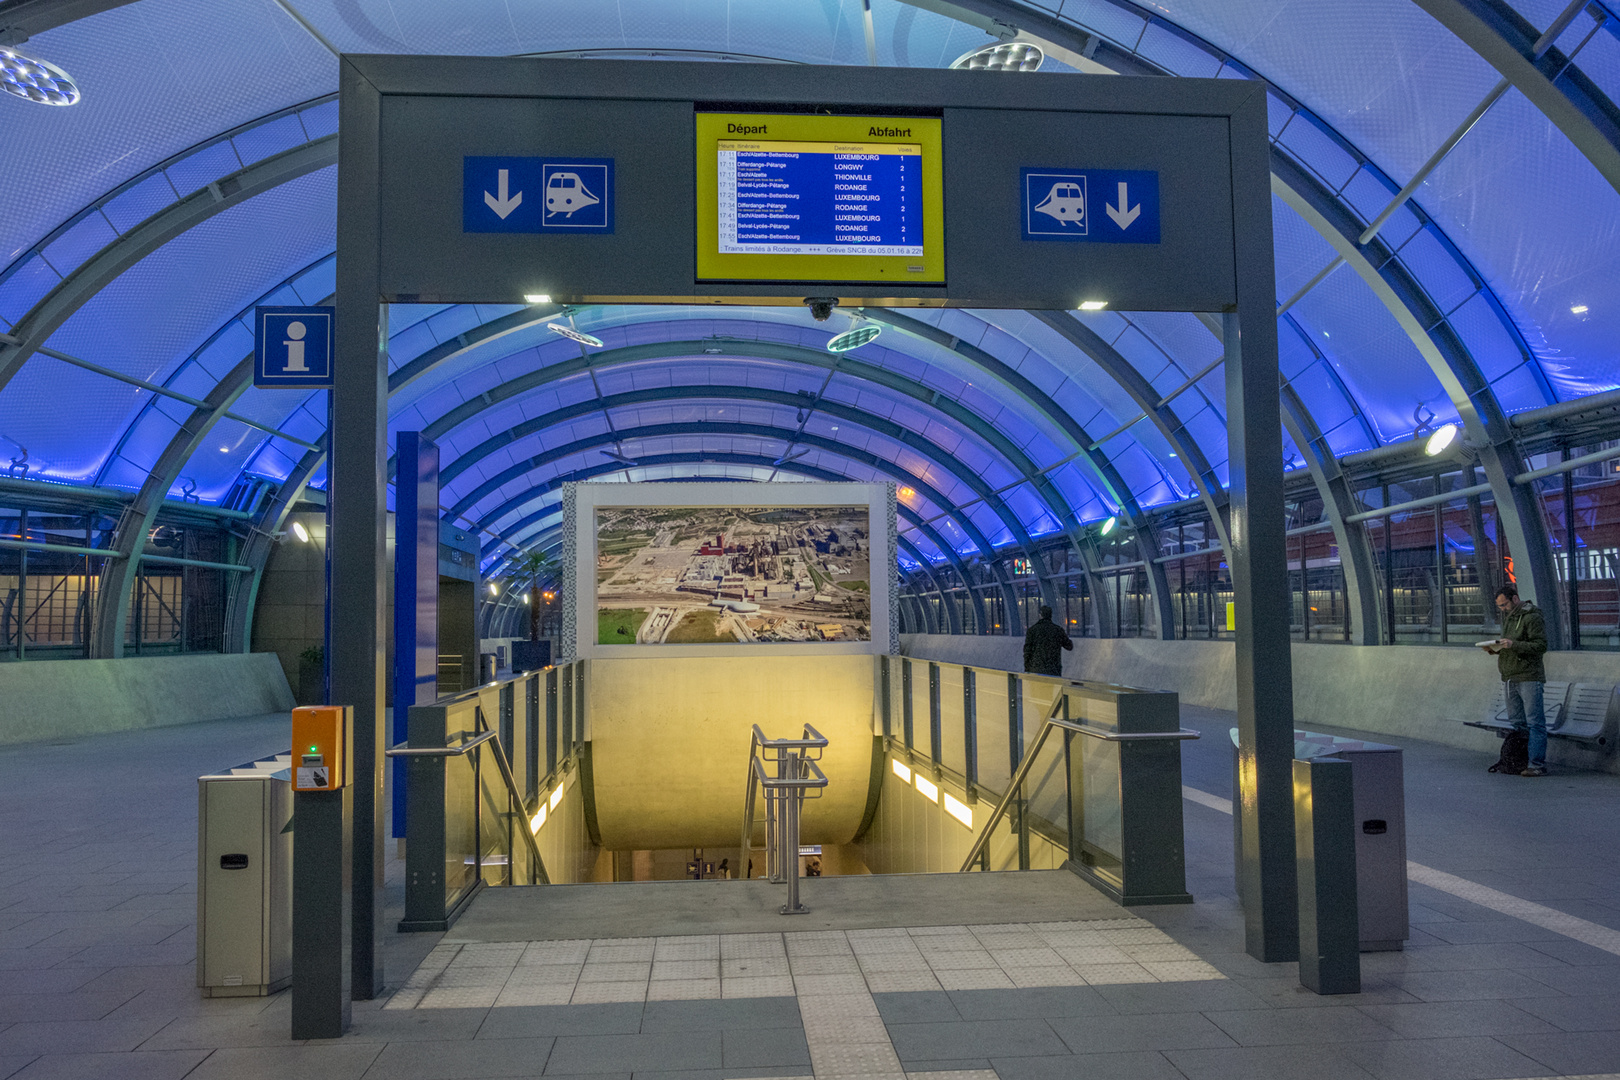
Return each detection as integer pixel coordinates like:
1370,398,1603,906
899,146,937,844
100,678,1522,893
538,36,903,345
804,297,839,322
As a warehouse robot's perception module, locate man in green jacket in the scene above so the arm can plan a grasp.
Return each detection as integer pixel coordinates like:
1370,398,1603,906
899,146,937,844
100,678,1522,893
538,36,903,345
1486,584,1549,776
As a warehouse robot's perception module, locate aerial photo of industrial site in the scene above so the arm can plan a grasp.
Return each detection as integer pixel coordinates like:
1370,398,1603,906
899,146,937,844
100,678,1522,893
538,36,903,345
595,506,871,645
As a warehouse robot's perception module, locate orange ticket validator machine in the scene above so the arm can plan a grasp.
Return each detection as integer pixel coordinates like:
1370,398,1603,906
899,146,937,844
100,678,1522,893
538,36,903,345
291,706,349,792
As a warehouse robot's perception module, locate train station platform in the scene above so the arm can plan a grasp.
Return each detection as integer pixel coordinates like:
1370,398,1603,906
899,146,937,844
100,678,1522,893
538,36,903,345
2,706,1618,1080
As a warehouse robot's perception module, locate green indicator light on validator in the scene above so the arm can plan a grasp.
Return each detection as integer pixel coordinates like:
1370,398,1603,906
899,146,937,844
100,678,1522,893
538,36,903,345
309,745,318,752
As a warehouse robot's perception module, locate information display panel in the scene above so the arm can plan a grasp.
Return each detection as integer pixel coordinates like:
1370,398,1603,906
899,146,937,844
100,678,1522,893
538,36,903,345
696,112,944,284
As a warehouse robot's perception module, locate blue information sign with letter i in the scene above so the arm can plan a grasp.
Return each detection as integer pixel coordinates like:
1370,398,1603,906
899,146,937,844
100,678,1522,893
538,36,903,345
254,306,334,389
1020,168,1160,243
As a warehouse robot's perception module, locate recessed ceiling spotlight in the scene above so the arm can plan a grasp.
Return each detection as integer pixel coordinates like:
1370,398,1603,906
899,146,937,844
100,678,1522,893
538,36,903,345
0,46,81,106
827,323,881,353
548,322,603,347
1571,304,1589,315
951,41,1044,72
1078,300,1108,311
1424,422,1458,457
524,293,552,304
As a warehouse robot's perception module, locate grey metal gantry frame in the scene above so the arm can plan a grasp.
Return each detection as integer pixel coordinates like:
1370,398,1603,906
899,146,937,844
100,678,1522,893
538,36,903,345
741,724,829,916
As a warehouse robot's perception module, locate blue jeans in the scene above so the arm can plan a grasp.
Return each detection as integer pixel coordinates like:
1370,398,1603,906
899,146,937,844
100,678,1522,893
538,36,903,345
1505,680,1547,769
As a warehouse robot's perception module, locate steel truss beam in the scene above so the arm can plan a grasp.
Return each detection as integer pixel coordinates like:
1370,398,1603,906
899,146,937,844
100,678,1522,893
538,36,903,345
1271,153,1564,645
1410,0,1620,194
1191,312,1383,645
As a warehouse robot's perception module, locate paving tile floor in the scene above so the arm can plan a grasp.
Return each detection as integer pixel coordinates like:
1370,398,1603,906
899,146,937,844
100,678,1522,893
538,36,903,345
1,705,1619,1080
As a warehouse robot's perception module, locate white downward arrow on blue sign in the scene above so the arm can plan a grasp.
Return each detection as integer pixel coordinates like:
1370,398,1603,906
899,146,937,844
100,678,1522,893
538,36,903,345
1105,182,1141,230
485,169,523,219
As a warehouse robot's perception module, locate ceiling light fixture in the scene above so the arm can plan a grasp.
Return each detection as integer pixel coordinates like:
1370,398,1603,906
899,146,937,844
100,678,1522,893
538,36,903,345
548,322,603,347
0,46,81,106
951,41,1044,72
487,581,499,596
1424,422,1458,457
524,293,552,304
1571,304,1589,315
1099,515,1117,536
826,322,881,353
290,521,311,543
1078,300,1108,311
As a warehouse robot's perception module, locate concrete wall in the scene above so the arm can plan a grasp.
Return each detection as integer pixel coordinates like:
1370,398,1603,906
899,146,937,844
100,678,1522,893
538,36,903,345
0,652,294,745
900,634,1620,774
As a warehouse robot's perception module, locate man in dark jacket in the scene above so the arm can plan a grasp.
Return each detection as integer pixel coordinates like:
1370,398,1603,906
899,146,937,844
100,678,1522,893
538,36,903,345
1023,605,1073,676
1486,584,1549,776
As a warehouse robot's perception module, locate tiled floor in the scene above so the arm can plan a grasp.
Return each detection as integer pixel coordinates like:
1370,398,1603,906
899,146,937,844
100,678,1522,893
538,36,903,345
1,705,1619,1080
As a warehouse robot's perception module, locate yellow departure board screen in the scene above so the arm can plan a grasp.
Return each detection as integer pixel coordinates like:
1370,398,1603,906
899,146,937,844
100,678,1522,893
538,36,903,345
695,112,944,284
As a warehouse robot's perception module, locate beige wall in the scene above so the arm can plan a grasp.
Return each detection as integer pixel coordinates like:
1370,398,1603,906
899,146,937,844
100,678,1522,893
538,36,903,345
586,654,881,850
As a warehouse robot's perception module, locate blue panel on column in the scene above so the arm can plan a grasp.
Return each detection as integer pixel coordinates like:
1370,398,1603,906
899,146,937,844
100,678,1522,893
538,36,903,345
392,432,440,838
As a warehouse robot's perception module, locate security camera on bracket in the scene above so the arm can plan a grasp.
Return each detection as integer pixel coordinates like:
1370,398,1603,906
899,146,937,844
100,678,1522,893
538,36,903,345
804,297,840,322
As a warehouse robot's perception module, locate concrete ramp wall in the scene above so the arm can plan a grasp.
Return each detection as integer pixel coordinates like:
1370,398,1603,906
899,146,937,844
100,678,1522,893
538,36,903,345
0,653,294,745
900,634,1620,774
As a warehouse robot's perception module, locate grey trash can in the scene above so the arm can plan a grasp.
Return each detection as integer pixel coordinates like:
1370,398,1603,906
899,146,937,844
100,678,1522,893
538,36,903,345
1231,728,1409,951
197,752,294,996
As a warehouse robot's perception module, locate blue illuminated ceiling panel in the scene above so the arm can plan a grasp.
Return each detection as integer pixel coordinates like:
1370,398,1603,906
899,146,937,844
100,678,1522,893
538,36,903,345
6,0,1620,576
0,169,336,485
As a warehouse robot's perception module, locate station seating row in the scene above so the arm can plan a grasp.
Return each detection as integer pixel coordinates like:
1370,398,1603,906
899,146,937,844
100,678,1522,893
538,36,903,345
1463,680,1620,752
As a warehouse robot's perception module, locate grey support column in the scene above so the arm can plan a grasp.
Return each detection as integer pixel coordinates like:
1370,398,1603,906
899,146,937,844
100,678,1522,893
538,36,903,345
334,58,388,999
1294,756,1360,995
1227,85,1299,963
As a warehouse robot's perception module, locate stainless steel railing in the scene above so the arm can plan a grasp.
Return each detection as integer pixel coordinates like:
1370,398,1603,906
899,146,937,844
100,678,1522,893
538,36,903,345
387,707,550,887
740,723,828,915
958,694,1199,873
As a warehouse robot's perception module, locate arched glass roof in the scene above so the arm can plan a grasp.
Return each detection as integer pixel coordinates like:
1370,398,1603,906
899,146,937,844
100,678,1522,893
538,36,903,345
2,0,1617,580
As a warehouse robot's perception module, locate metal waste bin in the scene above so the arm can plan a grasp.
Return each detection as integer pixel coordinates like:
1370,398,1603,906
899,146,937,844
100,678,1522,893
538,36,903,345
1232,728,1409,951
197,751,294,996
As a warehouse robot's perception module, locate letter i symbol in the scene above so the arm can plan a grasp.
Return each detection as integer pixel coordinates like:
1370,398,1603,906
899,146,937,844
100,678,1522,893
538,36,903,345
283,321,308,373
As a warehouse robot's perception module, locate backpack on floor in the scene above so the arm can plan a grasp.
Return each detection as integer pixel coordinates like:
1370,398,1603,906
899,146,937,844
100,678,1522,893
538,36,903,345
1489,728,1529,774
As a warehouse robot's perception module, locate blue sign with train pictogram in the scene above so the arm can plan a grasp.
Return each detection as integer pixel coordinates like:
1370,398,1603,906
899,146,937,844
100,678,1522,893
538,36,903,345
463,156,615,234
1020,168,1160,243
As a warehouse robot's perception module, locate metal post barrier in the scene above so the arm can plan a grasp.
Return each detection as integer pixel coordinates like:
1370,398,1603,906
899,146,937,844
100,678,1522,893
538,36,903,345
290,705,353,1040
1294,756,1360,995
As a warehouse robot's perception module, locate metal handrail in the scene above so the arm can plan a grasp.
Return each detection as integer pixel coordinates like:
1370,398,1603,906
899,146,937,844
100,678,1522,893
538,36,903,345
385,718,549,886
958,691,1199,873
385,730,495,757
740,723,829,915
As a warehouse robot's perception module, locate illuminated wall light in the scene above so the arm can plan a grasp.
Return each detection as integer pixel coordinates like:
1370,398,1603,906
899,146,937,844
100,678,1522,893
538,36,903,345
290,521,310,543
943,792,973,829
524,294,552,304
529,804,547,833
892,758,912,782
549,785,564,811
1424,423,1458,457
1078,300,1108,311
914,773,939,802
